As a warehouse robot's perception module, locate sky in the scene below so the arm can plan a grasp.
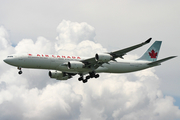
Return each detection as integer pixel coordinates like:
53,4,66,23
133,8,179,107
0,0,180,120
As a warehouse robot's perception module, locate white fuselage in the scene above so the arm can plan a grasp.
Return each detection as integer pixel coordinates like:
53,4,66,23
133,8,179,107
4,53,151,74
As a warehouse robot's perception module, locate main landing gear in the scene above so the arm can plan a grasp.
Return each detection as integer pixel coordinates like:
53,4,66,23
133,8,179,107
17,67,22,75
78,72,100,83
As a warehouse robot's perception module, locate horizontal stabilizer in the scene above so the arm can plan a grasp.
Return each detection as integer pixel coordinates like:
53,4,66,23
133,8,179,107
148,56,177,66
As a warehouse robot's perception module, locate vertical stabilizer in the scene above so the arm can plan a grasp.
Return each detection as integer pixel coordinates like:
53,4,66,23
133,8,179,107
138,41,162,61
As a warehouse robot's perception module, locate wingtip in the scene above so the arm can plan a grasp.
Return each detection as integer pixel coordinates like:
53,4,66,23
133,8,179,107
166,56,177,60
172,56,178,58
145,38,152,43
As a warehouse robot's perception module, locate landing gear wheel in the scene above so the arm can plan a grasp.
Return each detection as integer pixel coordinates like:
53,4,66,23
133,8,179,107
95,74,99,78
78,77,83,81
83,79,88,83
18,71,22,75
86,76,90,79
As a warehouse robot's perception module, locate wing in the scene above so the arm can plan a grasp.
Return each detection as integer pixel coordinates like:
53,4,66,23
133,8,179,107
109,38,152,59
81,38,152,69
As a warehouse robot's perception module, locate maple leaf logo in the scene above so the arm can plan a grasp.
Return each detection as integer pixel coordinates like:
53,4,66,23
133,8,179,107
149,49,157,58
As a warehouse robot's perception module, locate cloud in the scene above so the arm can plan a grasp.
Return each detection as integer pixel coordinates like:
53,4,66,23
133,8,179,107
55,20,106,56
15,37,56,54
0,20,180,120
0,26,10,49
55,20,96,51
56,20,95,43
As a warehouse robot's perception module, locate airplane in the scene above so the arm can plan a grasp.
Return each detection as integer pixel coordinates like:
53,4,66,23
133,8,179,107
3,38,177,83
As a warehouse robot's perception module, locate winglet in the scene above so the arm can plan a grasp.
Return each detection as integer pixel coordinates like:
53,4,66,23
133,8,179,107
145,38,152,44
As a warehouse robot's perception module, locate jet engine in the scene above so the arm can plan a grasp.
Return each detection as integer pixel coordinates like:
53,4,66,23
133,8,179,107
49,70,70,80
68,61,85,69
95,53,113,62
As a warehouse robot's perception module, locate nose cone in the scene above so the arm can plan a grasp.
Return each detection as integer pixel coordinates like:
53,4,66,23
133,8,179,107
3,58,15,65
3,58,11,64
3,55,18,66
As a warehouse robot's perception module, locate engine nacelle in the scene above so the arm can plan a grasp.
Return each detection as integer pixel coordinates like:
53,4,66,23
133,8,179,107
68,61,85,69
49,70,69,80
95,53,113,62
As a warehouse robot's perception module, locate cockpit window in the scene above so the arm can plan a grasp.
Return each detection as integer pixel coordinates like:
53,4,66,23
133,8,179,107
7,56,13,58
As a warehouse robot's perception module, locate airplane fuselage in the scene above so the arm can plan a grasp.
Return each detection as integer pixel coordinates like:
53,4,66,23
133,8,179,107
4,53,150,74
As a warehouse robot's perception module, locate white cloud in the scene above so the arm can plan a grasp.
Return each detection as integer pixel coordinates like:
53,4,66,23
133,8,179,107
0,26,15,75
21,83,82,120
55,20,96,52
56,20,95,43
15,37,55,54
0,26,10,49
0,20,180,120
55,20,105,56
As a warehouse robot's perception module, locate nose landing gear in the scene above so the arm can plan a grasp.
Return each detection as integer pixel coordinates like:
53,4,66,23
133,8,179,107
17,67,22,75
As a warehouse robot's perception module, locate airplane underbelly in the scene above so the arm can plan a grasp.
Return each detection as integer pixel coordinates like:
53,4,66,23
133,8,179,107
57,66,91,73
